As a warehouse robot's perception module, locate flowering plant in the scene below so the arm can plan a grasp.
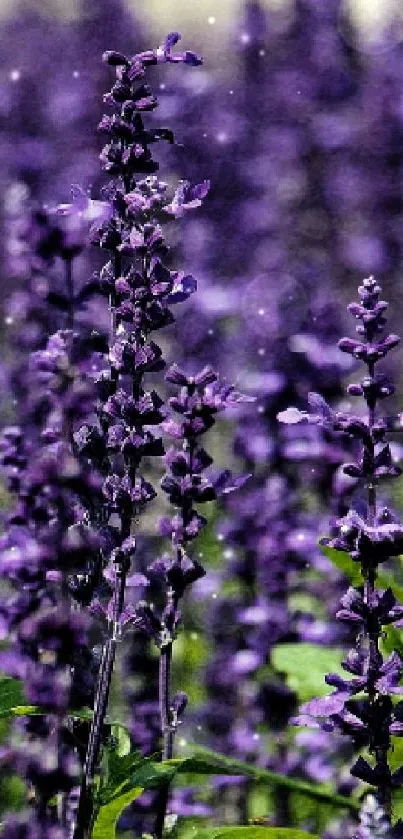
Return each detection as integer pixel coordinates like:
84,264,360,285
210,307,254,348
4,7,403,839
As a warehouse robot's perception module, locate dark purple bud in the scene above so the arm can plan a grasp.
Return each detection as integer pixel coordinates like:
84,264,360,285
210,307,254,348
163,32,181,50
165,364,189,386
102,50,129,66
166,272,197,303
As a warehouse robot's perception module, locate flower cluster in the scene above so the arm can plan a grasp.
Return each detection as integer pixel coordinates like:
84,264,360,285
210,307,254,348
280,276,403,812
68,33,209,839
0,329,100,838
130,365,248,833
7,2,403,836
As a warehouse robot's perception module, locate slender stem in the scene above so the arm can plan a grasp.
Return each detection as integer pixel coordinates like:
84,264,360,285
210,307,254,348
73,566,128,839
160,642,174,761
155,433,196,837
237,781,251,825
60,255,77,833
155,636,174,839
65,257,74,331
362,361,391,810
273,744,290,825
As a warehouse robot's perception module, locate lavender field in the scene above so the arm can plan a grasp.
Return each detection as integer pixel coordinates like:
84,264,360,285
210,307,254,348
2,1,403,838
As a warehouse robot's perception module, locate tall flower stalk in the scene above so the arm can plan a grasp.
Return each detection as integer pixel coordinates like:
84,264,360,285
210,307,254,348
71,34,208,839
133,364,249,835
280,275,403,817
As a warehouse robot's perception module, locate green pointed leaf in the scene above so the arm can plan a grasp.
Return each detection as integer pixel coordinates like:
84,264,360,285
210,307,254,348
99,751,145,805
320,545,362,586
194,829,319,839
92,786,143,839
125,755,177,790
271,643,345,703
128,748,359,812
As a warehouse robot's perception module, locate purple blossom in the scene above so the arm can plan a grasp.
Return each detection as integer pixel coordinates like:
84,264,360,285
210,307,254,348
65,32,209,839
285,276,403,809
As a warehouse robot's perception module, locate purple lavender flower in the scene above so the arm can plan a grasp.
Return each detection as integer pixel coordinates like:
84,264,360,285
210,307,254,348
281,276,403,810
70,35,208,839
0,328,99,838
131,365,248,836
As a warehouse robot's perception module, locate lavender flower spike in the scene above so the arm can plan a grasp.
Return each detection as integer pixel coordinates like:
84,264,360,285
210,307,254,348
72,34,207,839
280,275,403,813
133,365,249,837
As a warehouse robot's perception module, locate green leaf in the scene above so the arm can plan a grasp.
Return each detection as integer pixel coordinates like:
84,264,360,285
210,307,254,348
381,625,403,660
271,643,345,703
0,701,96,721
0,773,27,812
320,545,362,586
0,676,91,720
94,747,358,813
377,569,403,606
321,545,403,604
0,678,31,718
0,678,131,735
99,751,144,805
128,749,359,812
109,723,131,757
1,704,40,719
193,828,319,839
125,755,177,791
390,737,403,772
393,787,403,822
92,786,143,839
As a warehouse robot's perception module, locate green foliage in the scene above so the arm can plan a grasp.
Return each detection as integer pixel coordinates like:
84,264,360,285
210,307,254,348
0,676,359,828
288,592,325,618
192,507,223,570
99,751,145,805
286,790,338,836
92,786,143,839
193,828,319,839
173,631,210,706
271,643,345,703
381,625,403,659
0,773,26,818
71,744,360,834
0,678,133,746
322,545,403,603
388,738,403,822
0,678,36,719
124,749,359,812
320,545,362,586
109,723,131,758
377,569,403,605
393,789,403,823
